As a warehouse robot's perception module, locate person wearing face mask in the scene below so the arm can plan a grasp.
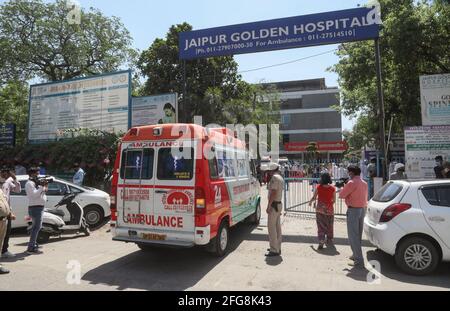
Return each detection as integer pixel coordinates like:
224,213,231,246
434,156,445,179
339,165,368,268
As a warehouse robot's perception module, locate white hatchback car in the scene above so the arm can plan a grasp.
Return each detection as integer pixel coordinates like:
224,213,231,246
364,180,450,275
10,176,111,229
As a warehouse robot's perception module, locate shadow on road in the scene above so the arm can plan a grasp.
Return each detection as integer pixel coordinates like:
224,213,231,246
82,222,258,291
246,233,373,248
365,250,450,289
310,245,340,256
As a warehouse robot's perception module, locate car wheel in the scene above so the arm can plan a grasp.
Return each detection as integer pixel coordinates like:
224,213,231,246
83,205,104,229
395,237,440,276
211,220,229,257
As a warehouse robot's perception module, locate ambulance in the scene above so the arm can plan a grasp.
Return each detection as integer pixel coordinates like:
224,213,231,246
110,124,261,256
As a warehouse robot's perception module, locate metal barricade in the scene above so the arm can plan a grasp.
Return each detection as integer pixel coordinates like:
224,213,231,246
283,178,348,216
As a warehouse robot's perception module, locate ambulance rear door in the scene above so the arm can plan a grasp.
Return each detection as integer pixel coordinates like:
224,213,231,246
116,143,155,229
152,140,196,240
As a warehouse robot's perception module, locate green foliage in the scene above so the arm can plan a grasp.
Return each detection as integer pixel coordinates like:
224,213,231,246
0,129,120,188
138,23,280,126
0,0,137,83
343,114,378,159
330,0,450,146
0,80,28,145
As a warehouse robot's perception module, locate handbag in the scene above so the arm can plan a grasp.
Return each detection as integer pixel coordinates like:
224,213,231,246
0,189,11,218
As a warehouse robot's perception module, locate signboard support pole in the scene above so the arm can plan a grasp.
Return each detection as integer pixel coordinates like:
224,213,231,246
375,38,387,180
182,60,187,123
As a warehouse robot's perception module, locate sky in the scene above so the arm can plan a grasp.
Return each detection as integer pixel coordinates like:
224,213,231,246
10,0,369,130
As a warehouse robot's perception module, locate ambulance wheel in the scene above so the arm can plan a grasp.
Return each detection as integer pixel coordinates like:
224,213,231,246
212,220,229,257
37,232,50,244
248,201,261,225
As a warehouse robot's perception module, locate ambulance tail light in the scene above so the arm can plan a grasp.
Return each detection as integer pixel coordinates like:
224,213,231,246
195,187,206,215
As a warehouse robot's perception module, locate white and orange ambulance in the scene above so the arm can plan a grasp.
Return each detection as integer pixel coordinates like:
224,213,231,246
110,124,261,256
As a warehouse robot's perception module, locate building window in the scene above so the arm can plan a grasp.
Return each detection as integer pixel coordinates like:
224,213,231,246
282,135,290,144
281,114,291,125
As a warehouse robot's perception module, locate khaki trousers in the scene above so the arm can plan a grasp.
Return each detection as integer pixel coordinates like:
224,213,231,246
267,208,282,253
0,219,7,255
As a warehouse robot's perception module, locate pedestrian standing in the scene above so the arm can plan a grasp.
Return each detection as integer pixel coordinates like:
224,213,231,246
309,173,336,249
0,188,14,274
389,163,407,180
265,163,284,257
339,165,368,268
1,167,20,258
434,156,445,179
25,167,47,254
73,163,85,186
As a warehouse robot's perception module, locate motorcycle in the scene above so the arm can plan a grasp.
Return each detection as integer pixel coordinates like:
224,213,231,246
27,192,90,244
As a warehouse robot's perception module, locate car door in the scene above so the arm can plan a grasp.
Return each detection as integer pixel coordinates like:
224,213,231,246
419,185,450,249
9,180,28,229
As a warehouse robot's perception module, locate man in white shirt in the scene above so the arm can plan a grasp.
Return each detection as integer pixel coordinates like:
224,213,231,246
25,167,48,254
0,167,20,258
73,163,85,186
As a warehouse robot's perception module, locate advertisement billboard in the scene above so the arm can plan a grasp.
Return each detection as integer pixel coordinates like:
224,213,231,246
131,93,178,127
28,70,131,143
179,7,381,60
420,73,450,126
405,126,450,179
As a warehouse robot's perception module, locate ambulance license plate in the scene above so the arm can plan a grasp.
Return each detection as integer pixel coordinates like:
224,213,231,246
142,233,166,241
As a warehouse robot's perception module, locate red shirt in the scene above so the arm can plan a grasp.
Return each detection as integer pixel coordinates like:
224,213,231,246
317,184,336,214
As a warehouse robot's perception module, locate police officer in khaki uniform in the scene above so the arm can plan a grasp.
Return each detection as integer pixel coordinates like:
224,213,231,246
265,162,284,257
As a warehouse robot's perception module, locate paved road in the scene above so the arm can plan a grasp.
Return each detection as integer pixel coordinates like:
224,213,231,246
1,189,449,291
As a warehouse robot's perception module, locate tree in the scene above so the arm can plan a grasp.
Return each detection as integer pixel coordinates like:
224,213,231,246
0,0,137,83
330,0,450,146
0,80,29,145
138,23,279,125
0,128,120,188
305,142,319,163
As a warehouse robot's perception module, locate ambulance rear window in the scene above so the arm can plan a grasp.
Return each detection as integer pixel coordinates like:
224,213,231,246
157,148,194,180
120,149,154,180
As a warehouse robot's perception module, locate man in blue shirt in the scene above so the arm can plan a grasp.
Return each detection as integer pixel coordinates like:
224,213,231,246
73,163,85,186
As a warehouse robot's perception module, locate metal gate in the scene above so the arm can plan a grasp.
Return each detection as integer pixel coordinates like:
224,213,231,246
283,178,348,216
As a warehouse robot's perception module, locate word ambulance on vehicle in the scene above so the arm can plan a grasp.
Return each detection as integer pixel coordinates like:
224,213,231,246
110,124,261,256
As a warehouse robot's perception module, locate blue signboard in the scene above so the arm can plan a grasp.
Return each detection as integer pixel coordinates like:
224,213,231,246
0,124,16,147
179,7,381,60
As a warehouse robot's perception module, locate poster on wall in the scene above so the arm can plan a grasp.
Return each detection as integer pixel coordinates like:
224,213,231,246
420,73,450,126
131,93,178,127
28,70,131,143
405,126,450,179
